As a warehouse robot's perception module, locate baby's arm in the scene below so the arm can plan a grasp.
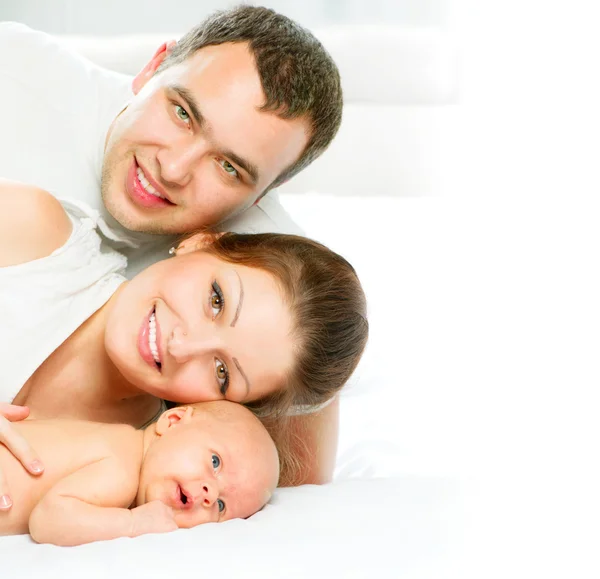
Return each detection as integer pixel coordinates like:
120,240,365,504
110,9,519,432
28,457,177,546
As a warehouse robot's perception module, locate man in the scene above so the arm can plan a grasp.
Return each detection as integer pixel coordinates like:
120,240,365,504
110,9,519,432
0,5,342,275
0,6,344,503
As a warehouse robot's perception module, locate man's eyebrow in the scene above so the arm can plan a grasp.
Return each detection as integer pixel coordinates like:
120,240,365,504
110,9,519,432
221,148,259,185
170,84,207,131
170,84,259,185
233,357,251,398
230,271,244,328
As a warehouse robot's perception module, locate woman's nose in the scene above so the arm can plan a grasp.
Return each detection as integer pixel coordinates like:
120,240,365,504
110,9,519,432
167,327,220,363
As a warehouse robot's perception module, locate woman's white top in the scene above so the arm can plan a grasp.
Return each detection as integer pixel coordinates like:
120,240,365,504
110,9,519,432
0,200,127,403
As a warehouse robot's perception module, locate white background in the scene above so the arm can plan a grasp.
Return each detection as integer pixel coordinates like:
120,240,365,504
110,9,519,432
0,0,446,33
1,1,599,575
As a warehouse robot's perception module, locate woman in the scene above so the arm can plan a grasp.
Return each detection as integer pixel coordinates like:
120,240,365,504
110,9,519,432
0,180,368,508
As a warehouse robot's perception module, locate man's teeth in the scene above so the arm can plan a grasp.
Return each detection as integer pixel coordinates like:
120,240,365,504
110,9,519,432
148,312,160,365
136,167,165,199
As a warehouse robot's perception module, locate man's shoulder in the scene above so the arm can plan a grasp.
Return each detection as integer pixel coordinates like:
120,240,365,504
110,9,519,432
219,191,305,236
0,22,129,116
0,22,76,78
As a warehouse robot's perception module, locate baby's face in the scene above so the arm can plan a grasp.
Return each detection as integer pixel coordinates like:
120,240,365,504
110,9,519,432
137,402,279,527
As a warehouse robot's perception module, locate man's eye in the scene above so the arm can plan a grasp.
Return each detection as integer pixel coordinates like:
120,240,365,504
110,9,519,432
212,454,221,469
217,499,225,513
175,104,190,123
218,159,239,178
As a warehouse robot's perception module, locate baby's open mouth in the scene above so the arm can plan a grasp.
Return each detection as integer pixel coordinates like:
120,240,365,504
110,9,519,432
178,485,192,509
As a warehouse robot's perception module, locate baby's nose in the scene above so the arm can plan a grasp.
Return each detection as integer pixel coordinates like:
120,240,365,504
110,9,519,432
199,482,218,507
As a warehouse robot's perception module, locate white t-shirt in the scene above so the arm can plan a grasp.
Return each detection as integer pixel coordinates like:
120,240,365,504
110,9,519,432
0,200,127,404
0,22,302,277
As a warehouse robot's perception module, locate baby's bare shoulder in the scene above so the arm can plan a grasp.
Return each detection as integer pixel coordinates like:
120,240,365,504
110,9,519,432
101,424,144,470
76,424,143,506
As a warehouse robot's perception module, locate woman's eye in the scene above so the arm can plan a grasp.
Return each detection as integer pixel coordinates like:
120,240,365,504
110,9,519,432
217,499,225,513
175,104,190,124
210,282,225,318
218,159,239,178
215,359,229,394
212,454,221,469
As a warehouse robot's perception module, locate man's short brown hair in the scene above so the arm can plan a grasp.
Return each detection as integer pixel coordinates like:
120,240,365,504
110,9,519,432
158,5,343,192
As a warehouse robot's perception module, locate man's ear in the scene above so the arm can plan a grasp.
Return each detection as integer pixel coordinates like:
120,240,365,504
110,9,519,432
176,231,226,255
132,39,177,95
154,405,194,436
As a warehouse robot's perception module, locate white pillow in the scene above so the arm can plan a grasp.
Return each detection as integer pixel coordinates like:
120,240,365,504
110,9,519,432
1,476,463,579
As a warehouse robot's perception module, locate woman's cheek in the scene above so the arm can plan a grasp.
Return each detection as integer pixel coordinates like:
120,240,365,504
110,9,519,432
170,372,217,404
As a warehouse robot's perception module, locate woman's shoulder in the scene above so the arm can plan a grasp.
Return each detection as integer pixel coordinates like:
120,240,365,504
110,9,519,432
0,180,72,267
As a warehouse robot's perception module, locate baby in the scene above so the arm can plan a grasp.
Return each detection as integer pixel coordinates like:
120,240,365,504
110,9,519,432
0,401,279,546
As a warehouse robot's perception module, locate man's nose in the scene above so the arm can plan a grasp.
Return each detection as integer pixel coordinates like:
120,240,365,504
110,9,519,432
167,327,222,363
156,138,208,187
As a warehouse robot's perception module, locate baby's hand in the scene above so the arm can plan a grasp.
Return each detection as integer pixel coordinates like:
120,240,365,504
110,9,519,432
130,500,178,537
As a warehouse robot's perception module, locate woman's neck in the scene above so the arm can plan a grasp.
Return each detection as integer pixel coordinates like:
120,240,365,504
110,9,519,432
18,290,162,428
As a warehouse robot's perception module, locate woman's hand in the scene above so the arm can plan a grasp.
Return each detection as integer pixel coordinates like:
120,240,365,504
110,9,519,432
0,403,44,511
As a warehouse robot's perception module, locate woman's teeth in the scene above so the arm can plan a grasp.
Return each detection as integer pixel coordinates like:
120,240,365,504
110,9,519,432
136,167,165,199
149,311,160,365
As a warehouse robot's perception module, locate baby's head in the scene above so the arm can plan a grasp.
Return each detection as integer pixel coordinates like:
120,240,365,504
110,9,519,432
137,400,279,527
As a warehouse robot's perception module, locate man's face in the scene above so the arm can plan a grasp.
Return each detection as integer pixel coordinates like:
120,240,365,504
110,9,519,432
102,42,309,234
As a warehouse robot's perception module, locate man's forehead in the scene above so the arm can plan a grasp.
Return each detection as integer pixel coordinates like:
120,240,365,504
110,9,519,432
177,42,257,78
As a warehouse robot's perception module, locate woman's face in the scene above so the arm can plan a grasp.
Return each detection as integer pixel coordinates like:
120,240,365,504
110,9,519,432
104,250,294,404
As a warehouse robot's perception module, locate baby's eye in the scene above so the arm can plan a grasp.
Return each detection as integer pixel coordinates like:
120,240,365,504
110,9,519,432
217,499,225,513
212,454,221,469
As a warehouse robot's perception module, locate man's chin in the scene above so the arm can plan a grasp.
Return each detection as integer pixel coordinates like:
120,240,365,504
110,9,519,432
102,195,169,235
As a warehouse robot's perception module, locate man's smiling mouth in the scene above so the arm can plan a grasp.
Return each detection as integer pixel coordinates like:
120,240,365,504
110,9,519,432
136,166,166,200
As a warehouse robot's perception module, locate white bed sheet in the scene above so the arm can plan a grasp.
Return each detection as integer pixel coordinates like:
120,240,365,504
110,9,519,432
1,195,467,578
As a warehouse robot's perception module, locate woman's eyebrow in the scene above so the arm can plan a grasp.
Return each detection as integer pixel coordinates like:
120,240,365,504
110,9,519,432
233,357,251,398
230,271,244,327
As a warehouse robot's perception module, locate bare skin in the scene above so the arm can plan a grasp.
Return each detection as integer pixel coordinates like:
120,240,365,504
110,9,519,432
0,402,278,545
0,181,340,507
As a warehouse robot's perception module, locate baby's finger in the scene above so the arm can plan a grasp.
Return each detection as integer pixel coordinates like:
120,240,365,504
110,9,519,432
0,403,30,422
0,416,44,476
0,467,13,511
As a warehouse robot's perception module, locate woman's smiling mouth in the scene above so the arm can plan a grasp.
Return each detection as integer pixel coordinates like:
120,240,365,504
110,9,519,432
138,306,163,372
148,309,161,368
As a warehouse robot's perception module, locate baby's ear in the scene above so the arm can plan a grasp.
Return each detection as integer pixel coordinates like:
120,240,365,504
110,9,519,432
176,232,225,255
155,406,194,436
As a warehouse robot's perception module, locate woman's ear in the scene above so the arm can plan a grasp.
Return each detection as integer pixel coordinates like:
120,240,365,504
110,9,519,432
132,39,177,95
176,231,226,255
154,405,194,436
